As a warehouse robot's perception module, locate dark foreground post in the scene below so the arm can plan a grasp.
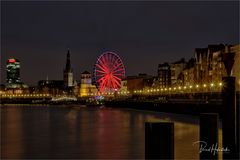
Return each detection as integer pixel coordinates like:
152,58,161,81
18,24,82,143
145,122,174,159
200,113,218,160
237,92,240,159
222,77,237,159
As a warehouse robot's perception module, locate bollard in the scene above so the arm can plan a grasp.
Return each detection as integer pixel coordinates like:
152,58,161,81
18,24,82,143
145,122,174,160
200,113,218,160
237,92,240,159
222,76,237,159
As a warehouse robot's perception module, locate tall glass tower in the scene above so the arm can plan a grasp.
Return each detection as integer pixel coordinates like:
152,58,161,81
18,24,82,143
6,58,21,84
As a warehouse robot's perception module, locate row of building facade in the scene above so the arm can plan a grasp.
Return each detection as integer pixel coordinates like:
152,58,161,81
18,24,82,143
1,43,239,97
121,44,240,93
1,49,98,97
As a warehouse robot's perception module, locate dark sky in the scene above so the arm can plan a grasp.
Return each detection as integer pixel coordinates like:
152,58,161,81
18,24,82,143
1,1,239,86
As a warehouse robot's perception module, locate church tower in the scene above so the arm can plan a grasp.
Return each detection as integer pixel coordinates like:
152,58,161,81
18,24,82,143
63,49,73,87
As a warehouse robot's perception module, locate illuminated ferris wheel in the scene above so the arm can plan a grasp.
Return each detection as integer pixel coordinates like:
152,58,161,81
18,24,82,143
94,51,125,93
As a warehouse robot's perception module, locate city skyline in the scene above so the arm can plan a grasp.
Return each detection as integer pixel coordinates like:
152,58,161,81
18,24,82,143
1,1,239,85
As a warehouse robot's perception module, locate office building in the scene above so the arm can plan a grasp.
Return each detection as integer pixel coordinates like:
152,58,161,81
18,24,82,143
6,58,21,84
5,58,28,90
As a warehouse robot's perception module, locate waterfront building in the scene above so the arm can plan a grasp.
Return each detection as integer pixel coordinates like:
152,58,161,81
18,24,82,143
210,48,227,83
180,44,239,90
73,81,80,96
170,58,186,86
157,63,171,88
181,58,196,86
195,44,225,84
0,84,6,95
38,80,64,95
37,49,81,96
229,44,240,90
120,79,128,92
63,49,74,87
194,44,239,89
79,71,97,97
122,74,153,93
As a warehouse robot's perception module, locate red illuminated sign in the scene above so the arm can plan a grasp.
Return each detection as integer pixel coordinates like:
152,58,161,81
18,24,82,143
8,59,16,63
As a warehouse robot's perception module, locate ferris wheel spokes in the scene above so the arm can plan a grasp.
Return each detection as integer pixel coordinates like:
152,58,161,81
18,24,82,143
94,51,125,93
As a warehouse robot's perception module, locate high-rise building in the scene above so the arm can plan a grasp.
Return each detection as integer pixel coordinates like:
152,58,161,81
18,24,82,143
5,58,28,91
6,58,21,84
63,49,73,87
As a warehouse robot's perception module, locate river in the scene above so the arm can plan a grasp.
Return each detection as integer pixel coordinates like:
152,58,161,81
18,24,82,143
1,105,222,159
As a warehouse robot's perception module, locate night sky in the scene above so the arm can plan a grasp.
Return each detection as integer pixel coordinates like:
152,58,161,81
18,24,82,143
1,1,239,86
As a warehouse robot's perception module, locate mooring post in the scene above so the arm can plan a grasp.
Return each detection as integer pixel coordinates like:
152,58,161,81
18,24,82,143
237,92,240,159
222,76,237,159
200,113,218,160
145,122,174,160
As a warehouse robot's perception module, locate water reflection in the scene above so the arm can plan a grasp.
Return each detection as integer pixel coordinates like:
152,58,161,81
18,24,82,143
1,106,23,159
1,105,222,159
